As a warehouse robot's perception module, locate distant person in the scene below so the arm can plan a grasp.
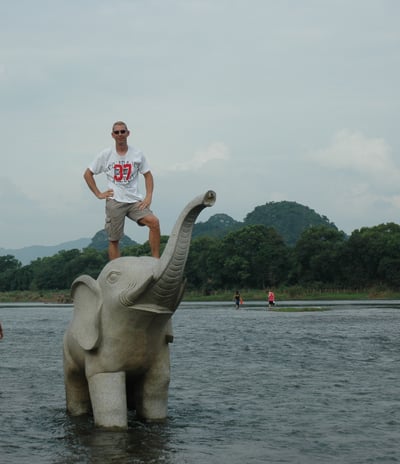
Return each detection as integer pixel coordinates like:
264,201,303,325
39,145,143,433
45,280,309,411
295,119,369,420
84,121,160,260
233,290,242,309
0,321,3,339
268,290,275,307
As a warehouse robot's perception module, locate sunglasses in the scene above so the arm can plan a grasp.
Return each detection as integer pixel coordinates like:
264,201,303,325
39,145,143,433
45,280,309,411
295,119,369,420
113,130,127,135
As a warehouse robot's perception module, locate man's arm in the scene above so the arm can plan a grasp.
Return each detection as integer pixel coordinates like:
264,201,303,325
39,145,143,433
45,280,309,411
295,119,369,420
83,168,114,199
139,171,154,210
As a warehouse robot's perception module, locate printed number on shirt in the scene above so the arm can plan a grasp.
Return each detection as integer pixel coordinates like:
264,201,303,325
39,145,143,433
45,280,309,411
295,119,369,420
113,163,133,183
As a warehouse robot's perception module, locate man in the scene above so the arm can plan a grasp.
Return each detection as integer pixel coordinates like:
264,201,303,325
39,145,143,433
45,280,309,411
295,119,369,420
84,121,160,260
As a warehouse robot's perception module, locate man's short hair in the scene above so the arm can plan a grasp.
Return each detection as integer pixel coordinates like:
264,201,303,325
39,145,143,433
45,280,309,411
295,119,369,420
112,121,128,131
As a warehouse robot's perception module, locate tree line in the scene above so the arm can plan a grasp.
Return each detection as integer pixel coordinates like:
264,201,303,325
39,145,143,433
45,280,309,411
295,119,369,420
1,222,400,293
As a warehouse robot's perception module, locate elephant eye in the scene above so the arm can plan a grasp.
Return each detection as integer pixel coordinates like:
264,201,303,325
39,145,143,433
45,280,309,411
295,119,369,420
106,271,121,284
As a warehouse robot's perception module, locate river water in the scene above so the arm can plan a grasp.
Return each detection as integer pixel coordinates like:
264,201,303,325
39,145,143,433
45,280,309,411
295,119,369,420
0,300,399,464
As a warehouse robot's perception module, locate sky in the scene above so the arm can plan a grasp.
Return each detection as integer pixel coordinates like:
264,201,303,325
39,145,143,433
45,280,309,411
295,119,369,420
1,0,399,249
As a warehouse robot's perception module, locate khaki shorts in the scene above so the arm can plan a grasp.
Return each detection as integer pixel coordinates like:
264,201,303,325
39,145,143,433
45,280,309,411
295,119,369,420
105,199,153,241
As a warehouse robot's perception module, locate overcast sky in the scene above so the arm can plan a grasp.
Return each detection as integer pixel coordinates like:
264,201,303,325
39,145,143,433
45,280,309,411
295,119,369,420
1,0,399,249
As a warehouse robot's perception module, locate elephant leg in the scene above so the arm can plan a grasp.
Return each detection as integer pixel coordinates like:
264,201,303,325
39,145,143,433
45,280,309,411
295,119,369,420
88,371,128,429
64,369,91,416
135,346,171,421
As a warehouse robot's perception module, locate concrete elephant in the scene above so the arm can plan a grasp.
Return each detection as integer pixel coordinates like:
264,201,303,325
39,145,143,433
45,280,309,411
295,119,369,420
63,190,216,429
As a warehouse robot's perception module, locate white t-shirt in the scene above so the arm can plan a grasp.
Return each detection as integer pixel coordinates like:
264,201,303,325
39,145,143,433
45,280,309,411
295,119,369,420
89,145,150,203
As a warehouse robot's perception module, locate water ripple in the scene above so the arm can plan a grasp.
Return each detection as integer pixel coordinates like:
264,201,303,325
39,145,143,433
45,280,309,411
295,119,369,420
0,302,400,463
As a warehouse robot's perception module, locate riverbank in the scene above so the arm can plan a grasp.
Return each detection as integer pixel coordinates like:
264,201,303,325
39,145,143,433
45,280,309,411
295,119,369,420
184,288,400,301
1,287,400,304
0,291,72,304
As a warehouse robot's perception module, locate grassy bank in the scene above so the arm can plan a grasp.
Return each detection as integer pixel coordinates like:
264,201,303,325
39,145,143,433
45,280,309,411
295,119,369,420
1,287,400,304
0,290,72,304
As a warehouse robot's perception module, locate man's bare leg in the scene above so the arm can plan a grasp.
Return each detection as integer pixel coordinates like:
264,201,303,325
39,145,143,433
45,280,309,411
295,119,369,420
139,215,160,258
109,240,120,260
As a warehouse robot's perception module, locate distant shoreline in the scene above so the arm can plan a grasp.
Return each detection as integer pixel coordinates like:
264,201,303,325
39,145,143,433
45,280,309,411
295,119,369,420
1,288,400,304
0,291,73,304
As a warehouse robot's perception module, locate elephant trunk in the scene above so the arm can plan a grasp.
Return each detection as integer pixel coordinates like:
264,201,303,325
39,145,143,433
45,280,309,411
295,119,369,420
121,190,216,310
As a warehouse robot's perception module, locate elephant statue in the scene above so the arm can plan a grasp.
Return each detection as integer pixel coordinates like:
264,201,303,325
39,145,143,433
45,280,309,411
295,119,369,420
63,190,216,429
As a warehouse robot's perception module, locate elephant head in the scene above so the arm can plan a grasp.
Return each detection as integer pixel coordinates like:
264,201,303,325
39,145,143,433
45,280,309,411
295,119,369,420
69,190,216,351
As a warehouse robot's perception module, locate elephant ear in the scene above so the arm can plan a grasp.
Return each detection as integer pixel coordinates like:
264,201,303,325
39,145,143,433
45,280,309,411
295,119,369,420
70,275,102,351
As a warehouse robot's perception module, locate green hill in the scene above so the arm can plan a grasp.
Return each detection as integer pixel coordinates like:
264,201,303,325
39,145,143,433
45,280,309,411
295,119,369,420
0,202,338,264
191,213,242,239
87,229,138,251
193,201,338,246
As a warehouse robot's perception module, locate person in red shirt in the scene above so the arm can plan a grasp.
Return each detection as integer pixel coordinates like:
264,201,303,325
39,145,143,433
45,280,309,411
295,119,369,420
268,291,275,307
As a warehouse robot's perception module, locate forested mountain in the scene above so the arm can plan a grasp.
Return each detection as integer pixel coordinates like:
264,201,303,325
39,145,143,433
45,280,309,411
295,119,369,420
0,201,339,265
3,198,399,294
1,222,400,293
193,201,338,246
0,232,136,264
191,213,242,239
0,238,91,265
88,230,137,251
244,201,338,246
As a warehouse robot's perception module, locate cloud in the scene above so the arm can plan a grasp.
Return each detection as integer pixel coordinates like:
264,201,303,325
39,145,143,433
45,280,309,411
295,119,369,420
0,177,34,216
309,130,400,187
0,176,101,249
303,131,400,233
0,64,6,80
165,142,230,172
0,177,48,246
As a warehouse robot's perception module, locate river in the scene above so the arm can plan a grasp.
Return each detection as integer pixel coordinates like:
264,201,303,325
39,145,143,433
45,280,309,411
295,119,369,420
0,300,399,463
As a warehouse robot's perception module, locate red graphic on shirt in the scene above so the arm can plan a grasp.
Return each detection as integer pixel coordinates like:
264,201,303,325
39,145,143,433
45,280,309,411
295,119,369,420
113,163,133,183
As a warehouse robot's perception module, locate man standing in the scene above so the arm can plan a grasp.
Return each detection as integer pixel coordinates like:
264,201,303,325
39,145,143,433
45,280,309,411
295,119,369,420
84,121,160,260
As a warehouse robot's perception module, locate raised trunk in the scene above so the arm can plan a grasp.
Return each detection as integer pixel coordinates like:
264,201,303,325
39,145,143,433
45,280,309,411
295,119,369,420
123,190,216,310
